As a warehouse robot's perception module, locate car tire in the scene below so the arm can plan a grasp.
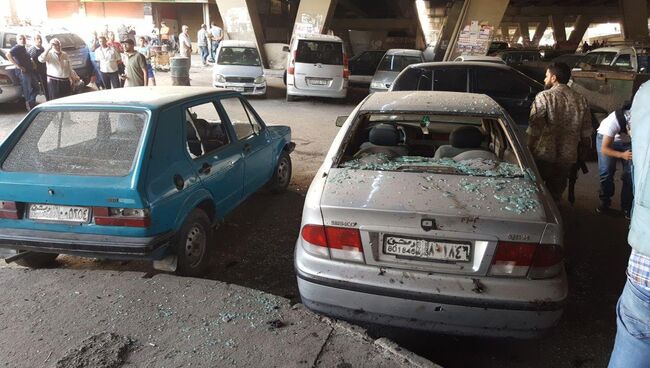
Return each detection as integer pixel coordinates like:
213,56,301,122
286,94,297,102
14,251,59,268
175,209,214,277
268,152,292,193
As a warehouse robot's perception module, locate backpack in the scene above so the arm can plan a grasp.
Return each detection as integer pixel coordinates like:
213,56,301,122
614,108,629,135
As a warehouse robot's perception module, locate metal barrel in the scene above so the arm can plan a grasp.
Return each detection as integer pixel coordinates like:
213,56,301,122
170,56,191,86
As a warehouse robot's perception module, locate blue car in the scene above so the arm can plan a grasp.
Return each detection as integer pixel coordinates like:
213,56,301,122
0,87,294,276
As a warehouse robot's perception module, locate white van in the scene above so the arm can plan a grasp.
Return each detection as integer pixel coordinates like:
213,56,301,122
286,34,348,101
212,40,266,96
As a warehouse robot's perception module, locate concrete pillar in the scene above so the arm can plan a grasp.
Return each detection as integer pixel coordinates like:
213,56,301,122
551,15,566,43
432,0,464,61
215,0,267,65
568,15,591,45
291,0,338,36
531,19,549,46
619,0,649,40
202,3,210,27
519,21,530,46
511,25,521,44
500,24,510,41
444,0,510,60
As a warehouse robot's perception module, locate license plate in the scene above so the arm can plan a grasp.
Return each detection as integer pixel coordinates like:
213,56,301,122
28,204,90,223
71,60,83,67
384,236,471,262
232,87,245,92
308,78,329,86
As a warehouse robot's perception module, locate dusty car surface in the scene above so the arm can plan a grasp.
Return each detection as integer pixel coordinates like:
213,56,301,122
0,87,294,276
454,55,506,64
369,49,424,93
295,91,566,338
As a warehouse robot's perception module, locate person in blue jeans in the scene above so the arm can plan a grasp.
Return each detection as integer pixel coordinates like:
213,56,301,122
596,107,633,218
7,34,38,111
608,81,650,368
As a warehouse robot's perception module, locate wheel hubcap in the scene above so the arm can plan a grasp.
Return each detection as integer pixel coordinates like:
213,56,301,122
185,224,206,268
277,158,289,186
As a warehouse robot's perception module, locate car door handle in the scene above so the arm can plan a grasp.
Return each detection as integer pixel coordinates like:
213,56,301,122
198,162,212,175
243,143,252,154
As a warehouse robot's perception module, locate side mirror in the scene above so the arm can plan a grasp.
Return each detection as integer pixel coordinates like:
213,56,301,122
335,116,348,127
282,45,290,53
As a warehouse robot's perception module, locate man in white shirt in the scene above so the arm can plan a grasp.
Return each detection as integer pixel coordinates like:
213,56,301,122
179,25,192,59
209,21,223,63
94,36,121,89
197,24,209,66
38,38,78,100
596,106,633,217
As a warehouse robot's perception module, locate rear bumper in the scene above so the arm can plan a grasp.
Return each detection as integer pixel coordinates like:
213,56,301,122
286,84,347,98
0,228,173,260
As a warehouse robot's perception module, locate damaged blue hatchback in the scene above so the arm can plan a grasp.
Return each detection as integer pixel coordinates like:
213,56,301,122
0,87,294,276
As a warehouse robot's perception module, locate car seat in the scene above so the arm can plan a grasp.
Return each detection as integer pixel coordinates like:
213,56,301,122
186,120,203,157
355,123,408,158
434,125,497,161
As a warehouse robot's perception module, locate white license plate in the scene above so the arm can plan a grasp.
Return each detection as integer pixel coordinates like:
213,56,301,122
232,87,245,92
384,236,471,262
308,78,329,86
28,204,90,223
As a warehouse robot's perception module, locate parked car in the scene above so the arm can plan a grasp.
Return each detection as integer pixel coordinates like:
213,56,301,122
390,62,543,127
454,55,506,64
348,50,386,87
0,27,93,84
369,49,424,93
212,40,266,96
488,41,509,54
295,90,566,338
286,34,348,101
516,53,585,84
0,87,294,276
580,46,650,72
493,49,542,66
0,50,22,104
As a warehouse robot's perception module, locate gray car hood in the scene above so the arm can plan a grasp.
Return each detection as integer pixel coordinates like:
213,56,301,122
213,64,263,78
370,71,399,87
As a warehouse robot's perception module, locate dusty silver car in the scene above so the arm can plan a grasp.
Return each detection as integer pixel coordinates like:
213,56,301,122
369,49,423,93
0,50,22,104
295,91,567,338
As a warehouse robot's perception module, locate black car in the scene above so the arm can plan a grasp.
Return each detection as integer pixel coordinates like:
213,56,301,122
390,62,544,127
493,49,542,66
348,50,386,87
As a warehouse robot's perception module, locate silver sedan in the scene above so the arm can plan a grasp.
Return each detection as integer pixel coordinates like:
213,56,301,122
0,51,22,104
294,91,567,338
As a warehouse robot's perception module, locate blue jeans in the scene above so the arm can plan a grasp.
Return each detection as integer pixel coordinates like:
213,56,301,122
609,279,650,367
210,42,219,62
17,70,38,108
597,133,633,212
199,46,209,64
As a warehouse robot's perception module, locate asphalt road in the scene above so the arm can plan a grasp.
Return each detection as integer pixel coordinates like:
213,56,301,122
0,65,632,368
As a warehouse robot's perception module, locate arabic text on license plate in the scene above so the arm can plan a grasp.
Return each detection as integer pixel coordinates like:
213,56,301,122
28,204,90,223
384,236,471,262
309,79,328,85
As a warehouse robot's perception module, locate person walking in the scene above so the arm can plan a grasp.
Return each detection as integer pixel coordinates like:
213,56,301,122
95,36,121,89
179,25,192,59
608,81,650,368
38,38,78,100
197,24,209,66
7,34,38,111
119,39,148,87
596,105,633,217
87,31,104,89
137,37,156,86
527,62,593,202
208,21,223,63
28,33,48,100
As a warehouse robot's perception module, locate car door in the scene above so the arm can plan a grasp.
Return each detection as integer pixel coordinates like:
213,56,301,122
218,96,274,194
471,67,536,128
183,99,244,216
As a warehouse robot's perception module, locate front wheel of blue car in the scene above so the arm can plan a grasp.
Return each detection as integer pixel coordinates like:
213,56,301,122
268,152,292,193
175,209,214,277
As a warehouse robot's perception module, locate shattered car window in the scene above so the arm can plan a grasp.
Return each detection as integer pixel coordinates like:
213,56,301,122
2,110,146,176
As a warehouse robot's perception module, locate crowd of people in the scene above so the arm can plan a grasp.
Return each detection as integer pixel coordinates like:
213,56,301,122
88,30,152,90
581,39,607,52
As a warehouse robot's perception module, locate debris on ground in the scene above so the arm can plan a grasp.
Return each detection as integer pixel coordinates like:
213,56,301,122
55,332,133,368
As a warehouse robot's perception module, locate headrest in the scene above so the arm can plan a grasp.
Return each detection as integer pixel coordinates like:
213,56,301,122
450,126,483,149
369,124,400,146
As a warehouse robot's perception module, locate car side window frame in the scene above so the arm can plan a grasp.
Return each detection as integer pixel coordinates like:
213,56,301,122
216,95,265,142
181,98,233,161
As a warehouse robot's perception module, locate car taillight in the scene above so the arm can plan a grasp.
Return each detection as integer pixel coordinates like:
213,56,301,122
93,207,150,227
343,54,349,79
489,241,563,278
0,201,21,219
0,74,12,86
288,51,296,75
301,224,363,262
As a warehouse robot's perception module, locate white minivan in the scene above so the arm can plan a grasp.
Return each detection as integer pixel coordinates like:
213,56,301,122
212,40,266,96
286,34,348,101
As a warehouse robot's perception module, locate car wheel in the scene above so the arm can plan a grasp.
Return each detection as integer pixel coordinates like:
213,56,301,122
175,209,214,277
268,152,292,193
14,251,59,268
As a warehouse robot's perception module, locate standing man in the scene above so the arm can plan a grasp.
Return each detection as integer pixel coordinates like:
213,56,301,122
608,82,650,368
95,36,121,89
596,105,633,217
119,39,148,87
87,31,104,89
179,25,192,59
7,34,38,111
38,38,78,100
137,37,156,86
527,62,592,202
197,24,209,66
28,34,48,100
209,21,223,63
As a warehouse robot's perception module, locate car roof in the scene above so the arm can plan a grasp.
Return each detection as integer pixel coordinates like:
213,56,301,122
407,61,513,70
360,91,503,116
456,55,505,63
294,34,342,42
588,46,628,53
38,87,237,110
385,49,423,56
220,40,257,48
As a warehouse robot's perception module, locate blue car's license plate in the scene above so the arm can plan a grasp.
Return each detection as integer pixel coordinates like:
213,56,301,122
27,204,90,223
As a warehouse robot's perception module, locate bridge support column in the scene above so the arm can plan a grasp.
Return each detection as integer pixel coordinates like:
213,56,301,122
619,0,649,40
291,0,338,37
551,15,566,43
531,19,549,46
568,15,591,47
215,0,267,65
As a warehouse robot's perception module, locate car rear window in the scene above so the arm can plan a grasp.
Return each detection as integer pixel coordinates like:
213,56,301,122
377,54,422,72
295,40,343,65
46,33,86,49
583,51,617,66
392,67,468,92
2,110,146,176
218,47,261,66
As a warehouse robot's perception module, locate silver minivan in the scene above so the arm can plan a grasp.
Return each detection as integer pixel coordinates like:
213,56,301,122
369,49,424,93
286,34,348,101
